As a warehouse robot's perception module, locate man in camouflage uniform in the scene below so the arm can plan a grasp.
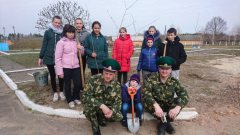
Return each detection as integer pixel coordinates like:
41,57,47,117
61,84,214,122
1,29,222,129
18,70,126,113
83,58,123,135
143,56,189,135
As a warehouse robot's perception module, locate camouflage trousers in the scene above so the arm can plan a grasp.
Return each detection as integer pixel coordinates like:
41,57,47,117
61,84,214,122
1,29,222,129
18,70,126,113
144,98,185,119
84,105,123,132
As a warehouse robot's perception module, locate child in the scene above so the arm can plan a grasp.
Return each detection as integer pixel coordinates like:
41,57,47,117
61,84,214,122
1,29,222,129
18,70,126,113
38,16,65,102
112,27,133,85
137,35,159,86
84,21,108,75
121,74,143,127
157,28,187,97
55,24,85,108
141,26,162,50
75,18,90,92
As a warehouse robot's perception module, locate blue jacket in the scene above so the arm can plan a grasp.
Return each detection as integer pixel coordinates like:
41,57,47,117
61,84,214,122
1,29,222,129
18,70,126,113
121,81,141,104
137,35,159,72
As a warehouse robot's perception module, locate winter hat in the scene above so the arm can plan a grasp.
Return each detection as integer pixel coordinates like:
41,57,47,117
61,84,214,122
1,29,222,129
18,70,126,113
147,37,154,42
130,74,140,84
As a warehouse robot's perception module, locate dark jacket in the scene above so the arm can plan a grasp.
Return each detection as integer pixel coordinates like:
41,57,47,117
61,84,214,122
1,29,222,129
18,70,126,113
39,28,62,65
84,32,108,69
137,35,159,72
77,28,90,57
141,30,162,50
157,36,187,70
121,81,141,103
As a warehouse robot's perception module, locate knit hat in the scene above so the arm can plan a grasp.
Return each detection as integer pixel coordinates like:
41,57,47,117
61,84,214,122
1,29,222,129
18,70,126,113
147,37,154,42
130,74,140,84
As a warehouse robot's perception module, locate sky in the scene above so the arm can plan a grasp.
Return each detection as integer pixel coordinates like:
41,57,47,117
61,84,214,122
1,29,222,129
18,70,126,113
0,0,240,37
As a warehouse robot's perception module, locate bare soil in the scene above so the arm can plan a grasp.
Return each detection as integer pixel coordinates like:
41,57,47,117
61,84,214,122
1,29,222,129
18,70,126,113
17,55,240,134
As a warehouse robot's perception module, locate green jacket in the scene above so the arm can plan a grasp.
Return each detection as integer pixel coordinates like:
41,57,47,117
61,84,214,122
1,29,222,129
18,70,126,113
143,74,189,109
84,33,108,69
39,29,62,65
83,74,122,114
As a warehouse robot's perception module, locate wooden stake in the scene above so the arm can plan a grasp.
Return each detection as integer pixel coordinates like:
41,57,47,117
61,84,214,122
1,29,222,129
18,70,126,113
75,31,85,87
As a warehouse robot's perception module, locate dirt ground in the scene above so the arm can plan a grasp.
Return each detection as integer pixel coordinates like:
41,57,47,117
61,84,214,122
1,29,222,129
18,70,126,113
16,55,240,134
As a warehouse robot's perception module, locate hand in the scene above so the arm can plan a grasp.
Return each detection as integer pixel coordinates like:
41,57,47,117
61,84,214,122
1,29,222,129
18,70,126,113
77,44,83,50
58,75,64,79
100,104,112,118
168,106,181,119
92,53,97,57
154,103,164,118
104,110,113,118
38,58,43,67
163,40,168,45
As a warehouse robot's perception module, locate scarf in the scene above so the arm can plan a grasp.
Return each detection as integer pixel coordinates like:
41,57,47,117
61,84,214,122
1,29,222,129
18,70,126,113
50,24,63,34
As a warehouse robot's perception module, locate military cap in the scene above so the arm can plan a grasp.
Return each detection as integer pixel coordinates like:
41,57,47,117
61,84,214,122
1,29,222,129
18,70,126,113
102,58,121,72
156,56,176,69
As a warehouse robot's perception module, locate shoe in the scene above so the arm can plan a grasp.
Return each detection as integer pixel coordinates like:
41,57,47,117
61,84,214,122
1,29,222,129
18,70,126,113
74,99,81,105
69,101,75,108
93,126,101,135
139,119,142,127
53,93,58,102
166,122,176,134
157,122,167,135
59,92,66,100
121,120,128,127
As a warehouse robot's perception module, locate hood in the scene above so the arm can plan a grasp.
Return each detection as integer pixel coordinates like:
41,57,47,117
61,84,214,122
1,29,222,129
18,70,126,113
124,81,141,90
77,28,88,34
145,35,155,49
165,36,180,44
144,30,160,39
60,36,76,41
118,34,131,41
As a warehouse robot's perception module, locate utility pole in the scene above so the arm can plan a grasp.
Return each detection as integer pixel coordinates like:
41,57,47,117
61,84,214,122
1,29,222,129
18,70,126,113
3,27,6,42
12,26,16,41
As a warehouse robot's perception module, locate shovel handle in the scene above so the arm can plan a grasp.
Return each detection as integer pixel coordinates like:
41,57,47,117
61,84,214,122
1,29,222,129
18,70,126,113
128,87,137,119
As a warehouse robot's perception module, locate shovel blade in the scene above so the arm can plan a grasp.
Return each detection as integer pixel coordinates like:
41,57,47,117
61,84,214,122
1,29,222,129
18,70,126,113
127,118,140,133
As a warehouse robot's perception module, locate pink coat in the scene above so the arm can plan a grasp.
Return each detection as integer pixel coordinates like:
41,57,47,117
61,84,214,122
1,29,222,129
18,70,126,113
55,37,84,75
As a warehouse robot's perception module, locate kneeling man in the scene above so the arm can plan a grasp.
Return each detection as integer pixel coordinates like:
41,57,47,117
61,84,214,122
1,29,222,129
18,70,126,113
143,56,189,135
83,58,123,135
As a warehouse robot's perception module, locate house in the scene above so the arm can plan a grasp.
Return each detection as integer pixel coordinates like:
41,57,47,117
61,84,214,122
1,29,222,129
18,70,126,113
111,35,144,47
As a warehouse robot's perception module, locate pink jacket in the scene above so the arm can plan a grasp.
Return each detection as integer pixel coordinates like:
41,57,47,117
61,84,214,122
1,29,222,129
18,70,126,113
55,37,84,75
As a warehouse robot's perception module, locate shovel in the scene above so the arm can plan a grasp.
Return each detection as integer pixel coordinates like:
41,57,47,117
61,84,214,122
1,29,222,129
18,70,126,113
127,87,140,133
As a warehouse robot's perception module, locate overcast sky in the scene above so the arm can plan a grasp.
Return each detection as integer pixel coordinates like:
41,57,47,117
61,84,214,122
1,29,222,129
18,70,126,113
0,0,240,36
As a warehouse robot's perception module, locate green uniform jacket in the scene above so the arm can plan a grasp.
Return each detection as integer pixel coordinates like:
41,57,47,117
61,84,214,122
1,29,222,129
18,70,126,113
39,29,62,65
83,74,122,115
143,74,189,109
84,33,108,69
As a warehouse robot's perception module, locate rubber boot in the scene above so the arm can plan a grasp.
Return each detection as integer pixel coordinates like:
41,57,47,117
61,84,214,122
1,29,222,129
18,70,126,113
157,121,167,135
165,116,176,134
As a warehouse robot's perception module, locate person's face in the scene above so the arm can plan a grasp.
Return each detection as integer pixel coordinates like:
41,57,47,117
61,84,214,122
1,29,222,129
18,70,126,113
75,19,84,30
120,29,127,38
147,40,154,48
92,24,101,35
130,80,138,88
52,18,62,28
103,70,116,83
159,67,172,78
148,28,156,35
66,32,75,39
167,32,176,41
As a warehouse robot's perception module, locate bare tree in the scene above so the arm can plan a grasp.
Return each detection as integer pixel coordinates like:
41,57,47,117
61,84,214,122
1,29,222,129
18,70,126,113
36,1,92,31
205,16,228,43
176,26,181,35
230,24,240,45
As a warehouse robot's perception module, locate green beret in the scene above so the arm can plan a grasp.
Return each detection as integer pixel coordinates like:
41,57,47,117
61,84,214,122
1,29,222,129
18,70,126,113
102,58,121,72
155,56,176,69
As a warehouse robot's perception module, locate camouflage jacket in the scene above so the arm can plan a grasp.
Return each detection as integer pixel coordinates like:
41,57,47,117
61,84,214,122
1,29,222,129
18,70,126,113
143,74,189,108
83,74,122,114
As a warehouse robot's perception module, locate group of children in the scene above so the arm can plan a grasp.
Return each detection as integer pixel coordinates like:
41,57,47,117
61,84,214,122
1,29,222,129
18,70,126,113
39,15,187,127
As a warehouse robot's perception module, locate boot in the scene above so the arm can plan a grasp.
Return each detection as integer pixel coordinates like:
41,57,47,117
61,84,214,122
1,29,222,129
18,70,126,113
93,126,101,135
166,122,176,134
157,121,167,135
121,120,128,127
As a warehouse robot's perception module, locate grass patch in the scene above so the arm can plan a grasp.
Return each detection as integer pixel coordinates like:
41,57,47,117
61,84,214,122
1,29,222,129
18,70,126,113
9,38,43,50
211,50,240,56
29,91,40,94
3,53,40,68
28,108,32,111
201,87,215,95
